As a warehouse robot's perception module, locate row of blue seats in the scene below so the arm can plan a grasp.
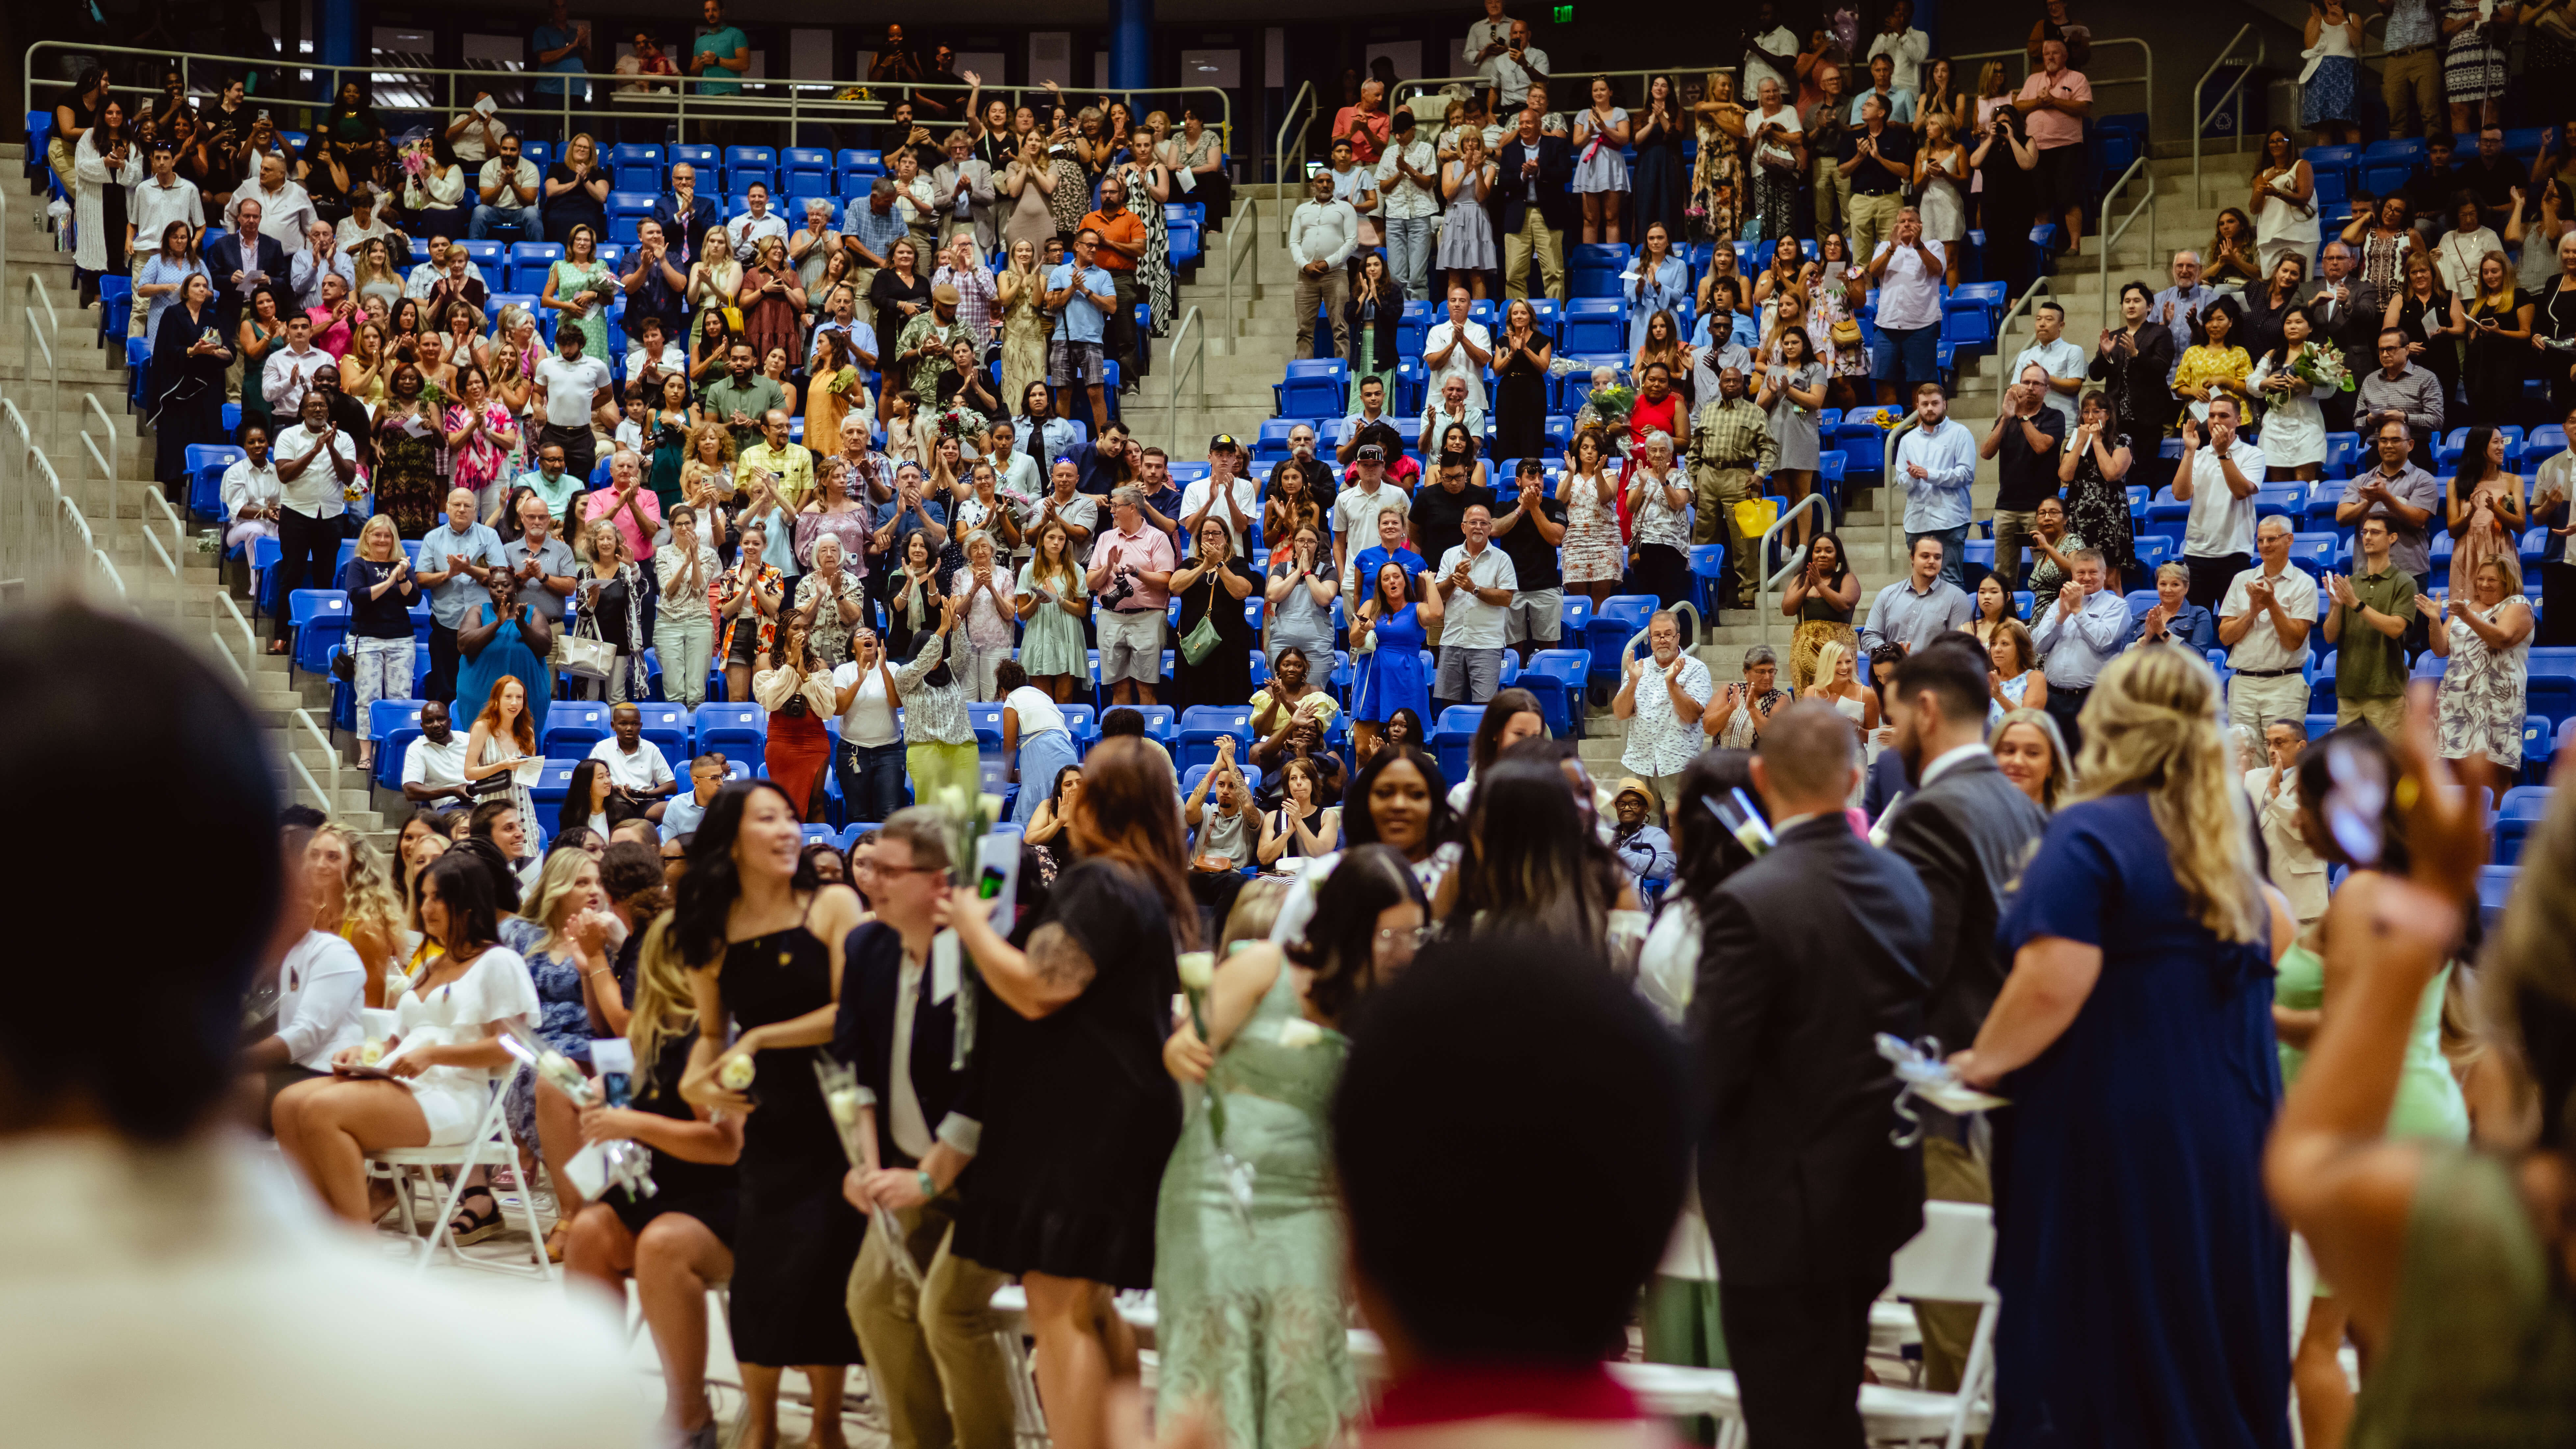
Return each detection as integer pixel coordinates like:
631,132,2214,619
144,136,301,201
2301,133,2542,216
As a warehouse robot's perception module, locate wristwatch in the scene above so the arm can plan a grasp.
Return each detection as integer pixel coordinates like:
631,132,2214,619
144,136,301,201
916,1169,939,1200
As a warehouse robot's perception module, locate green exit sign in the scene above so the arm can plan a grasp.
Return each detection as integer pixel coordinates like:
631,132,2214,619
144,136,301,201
1552,4,1573,20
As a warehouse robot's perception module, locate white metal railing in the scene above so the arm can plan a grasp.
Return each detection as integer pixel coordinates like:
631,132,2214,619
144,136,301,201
1991,276,2058,412
1226,196,1259,330
29,40,1234,159
136,485,186,583
1757,492,1837,655
292,707,345,813
1880,412,1923,587
1161,305,1206,450
211,589,261,686
1274,82,1317,242
2192,25,2268,194
0,392,126,603
2094,158,2157,324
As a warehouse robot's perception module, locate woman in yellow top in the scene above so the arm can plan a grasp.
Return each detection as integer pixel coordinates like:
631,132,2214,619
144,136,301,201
2170,295,2253,427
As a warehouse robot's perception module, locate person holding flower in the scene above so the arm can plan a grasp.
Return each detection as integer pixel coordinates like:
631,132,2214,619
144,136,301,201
2248,303,2329,483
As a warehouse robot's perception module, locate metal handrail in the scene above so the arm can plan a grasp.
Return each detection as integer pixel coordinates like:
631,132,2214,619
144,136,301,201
0,393,121,602
211,590,261,686
1756,492,1836,655
1225,196,1259,329
1161,304,1206,450
1880,412,1923,587
1991,276,2058,413
1613,600,1705,672
2191,24,2267,195
22,310,55,452
291,707,345,816
137,484,187,582
2094,157,2157,324
1944,38,2153,138
1274,82,1317,240
28,40,1233,157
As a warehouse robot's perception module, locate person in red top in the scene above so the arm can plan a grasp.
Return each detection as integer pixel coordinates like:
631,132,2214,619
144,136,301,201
1331,935,1688,1449
1619,361,1688,536
1335,79,1393,168
1078,173,1150,397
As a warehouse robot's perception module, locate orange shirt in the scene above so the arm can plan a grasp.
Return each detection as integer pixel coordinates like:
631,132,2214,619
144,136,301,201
1078,208,1147,272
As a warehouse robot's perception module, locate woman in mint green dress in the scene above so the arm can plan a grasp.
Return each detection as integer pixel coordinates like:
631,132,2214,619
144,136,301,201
2274,728,2471,1449
1154,846,1428,1449
1013,516,1092,700
541,224,616,364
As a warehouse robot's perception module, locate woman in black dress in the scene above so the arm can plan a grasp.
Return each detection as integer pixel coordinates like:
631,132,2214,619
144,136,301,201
942,736,1188,1449
566,915,742,1449
1630,74,1686,242
2057,389,2139,588
1169,516,1260,712
1493,297,1553,465
149,271,233,501
1971,106,2042,299
868,238,933,406
677,781,869,1449
2089,280,2179,495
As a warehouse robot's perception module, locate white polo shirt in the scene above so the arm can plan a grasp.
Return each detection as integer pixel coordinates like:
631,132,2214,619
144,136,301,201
586,736,675,793
2220,562,2320,673
1435,541,1520,650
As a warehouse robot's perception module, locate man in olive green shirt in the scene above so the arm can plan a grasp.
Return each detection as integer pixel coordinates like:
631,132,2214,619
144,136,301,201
2321,515,2419,737
701,340,788,454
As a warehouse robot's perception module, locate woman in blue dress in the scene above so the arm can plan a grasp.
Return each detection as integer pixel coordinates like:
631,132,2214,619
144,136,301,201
1348,558,1441,765
1955,645,2291,1449
455,576,554,760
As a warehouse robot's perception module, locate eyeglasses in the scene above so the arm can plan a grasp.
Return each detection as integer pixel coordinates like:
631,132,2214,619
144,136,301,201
1375,925,1432,949
873,863,948,878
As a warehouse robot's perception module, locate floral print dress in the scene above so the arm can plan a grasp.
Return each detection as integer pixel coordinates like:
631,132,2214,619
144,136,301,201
1560,467,1626,586
1689,120,1744,244
2437,598,2531,767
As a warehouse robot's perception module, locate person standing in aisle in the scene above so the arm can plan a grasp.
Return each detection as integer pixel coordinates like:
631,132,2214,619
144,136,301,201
1288,170,1359,361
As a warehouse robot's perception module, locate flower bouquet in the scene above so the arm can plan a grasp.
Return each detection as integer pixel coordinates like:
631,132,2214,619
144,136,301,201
1861,407,1908,429
2288,339,2356,394
498,1021,657,1201
933,403,989,442
1584,382,1637,419
928,783,1004,1071
1874,1032,2008,1148
814,1051,926,1289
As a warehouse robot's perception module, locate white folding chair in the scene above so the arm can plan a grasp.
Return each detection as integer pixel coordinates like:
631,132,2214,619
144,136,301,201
1865,1199,1997,1449
369,1082,554,1280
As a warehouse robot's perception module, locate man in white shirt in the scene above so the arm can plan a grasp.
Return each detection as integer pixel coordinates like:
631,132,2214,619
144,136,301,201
1434,503,1519,707
126,138,203,336
218,434,283,547
1420,374,1487,457
469,133,542,241
587,704,679,823
400,699,474,805
1742,1,1801,105
1613,609,1711,810
1334,442,1411,591
1491,20,1551,113
2008,299,2089,429
260,313,334,418
1867,207,1946,405
1423,286,1494,412
447,92,510,168
269,391,358,651
405,235,487,300
1375,111,1443,302
1867,0,1932,91
1464,0,1517,108
1288,169,1359,362
228,152,316,256
1325,137,1381,254
1340,376,1395,461
731,182,789,264
290,221,356,312
1180,435,1260,557
533,326,613,487
2175,397,2267,609
2218,516,2319,736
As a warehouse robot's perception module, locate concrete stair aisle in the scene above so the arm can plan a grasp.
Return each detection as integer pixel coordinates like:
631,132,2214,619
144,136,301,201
5,148,384,837
1131,182,1321,459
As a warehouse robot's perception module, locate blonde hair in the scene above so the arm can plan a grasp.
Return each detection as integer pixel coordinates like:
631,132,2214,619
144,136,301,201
311,823,405,955
357,514,401,563
1220,877,1295,954
1810,640,1851,689
2068,648,2265,942
627,913,696,1093
1992,708,2073,809
518,842,598,950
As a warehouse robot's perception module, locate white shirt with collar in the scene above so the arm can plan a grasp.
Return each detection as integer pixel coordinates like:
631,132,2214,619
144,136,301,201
402,733,469,790
478,156,540,207
271,422,358,518
1435,541,1520,649
1423,319,1492,412
230,180,317,254
129,172,204,247
1466,14,1517,78
291,247,356,311
405,257,487,299
261,343,335,415
1869,238,1947,331
1744,25,1801,102
1494,48,1550,106
1288,197,1360,271
2010,337,2090,428
1178,474,1261,552
1375,138,1443,221
2220,561,2319,673
625,341,689,382
219,457,282,524
274,930,366,1071
730,208,789,262
587,736,675,792
2182,436,2270,558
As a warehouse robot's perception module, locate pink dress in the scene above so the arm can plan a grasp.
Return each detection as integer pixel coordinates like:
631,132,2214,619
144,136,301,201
2447,476,2521,601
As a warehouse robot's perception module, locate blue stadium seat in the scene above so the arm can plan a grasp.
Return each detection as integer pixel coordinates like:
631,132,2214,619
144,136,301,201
782,147,833,192
287,592,350,682
1561,298,1625,355
528,759,582,813
610,144,664,192
1586,594,1660,689
694,702,767,755
1274,358,1348,418
2478,864,2519,931
542,701,613,757
626,702,689,762
506,241,564,294
2528,648,2576,727
670,143,719,175
1430,705,1486,783
186,444,243,523
1521,649,1591,738
1176,705,1256,771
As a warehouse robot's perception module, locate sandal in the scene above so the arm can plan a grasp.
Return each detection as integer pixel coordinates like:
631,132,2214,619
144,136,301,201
266,639,289,655
446,1187,506,1246
544,1219,574,1263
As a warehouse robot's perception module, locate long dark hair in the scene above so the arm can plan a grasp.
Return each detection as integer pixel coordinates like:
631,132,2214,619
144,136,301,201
421,851,503,956
1070,736,1198,948
1806,529,1853,589
2454,423,2505,496
1345,745,1455,852
1288,843,1428,1024
1449,758,1617,942
672,780,802,965
1670,750,1763,915
1467,688,1544,780
558,758,606,838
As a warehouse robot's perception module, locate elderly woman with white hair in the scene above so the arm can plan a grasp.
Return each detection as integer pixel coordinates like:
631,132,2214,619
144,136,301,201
1623,429,1695,618
950,529,1020,700
789,195,840,295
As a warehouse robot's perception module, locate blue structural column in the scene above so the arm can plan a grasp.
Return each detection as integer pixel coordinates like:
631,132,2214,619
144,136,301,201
1110,0,1154,91
317,0,360,76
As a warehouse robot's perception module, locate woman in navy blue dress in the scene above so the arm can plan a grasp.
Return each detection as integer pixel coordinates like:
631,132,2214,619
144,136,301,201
1955,645,2291,1449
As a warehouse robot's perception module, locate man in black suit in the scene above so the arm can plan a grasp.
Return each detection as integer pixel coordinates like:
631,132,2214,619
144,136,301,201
1494,103,1573,304
205,198,290,347
1875,638,2047,1391
831,809,1014,1449
651,160,724,274
1692,702,1931,1447
2303,238,2376,434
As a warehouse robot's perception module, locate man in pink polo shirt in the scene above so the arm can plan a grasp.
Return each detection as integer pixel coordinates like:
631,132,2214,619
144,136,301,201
1084,484,1176,706
2015,38,2093,255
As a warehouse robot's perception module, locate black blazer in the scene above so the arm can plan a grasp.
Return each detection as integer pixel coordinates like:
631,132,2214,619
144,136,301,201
205,231,290,340
1690,814,1930,1286
831,921,970,1173
1495,134,1575,236
2087,320,2177,446
1877,754,2048,1054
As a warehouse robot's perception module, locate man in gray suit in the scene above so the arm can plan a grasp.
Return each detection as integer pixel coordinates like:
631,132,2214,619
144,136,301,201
1693,702,1931,1447
1876,636,2048,1391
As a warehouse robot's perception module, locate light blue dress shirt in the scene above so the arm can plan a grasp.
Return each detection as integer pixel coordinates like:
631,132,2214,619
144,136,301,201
2031,585,2134,689
1896,418,1978,532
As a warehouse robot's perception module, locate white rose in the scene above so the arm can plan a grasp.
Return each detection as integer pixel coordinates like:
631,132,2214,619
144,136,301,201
718,1053,758,1090
1175,951,1215,991
1276,1018,1324,1049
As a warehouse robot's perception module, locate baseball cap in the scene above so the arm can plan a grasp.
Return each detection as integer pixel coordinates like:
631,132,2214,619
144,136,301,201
1208,433,1243,454
1355,442,1385,461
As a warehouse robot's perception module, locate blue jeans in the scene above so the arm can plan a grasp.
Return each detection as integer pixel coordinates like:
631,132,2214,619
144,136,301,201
1384,216,1434,301
1907,524,1970,594
468,204,541,240
835,739,909,823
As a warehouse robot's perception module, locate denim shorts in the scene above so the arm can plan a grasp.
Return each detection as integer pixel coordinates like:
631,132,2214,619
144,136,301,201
1868,322,1941,389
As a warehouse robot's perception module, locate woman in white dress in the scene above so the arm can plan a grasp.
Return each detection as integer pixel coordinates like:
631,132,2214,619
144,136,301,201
2247,303,2328,482
2421,554,2536,815
1914,112,1969,286
272,852,541,1224
72,98,143,302
1572,76,1632,245
2250,128,2319,277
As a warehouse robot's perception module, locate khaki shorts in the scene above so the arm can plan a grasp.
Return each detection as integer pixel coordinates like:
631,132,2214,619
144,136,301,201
1096,606,1164,683
1506,588,1564,645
